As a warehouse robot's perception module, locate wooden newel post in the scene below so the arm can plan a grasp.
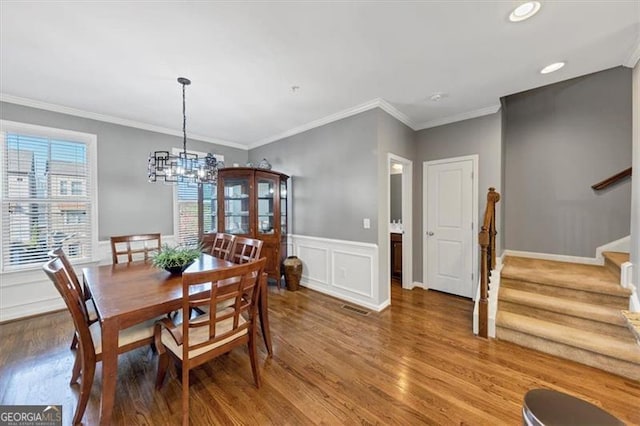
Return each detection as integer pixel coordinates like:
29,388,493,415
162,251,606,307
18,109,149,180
478,226,490,338
487,188,500,271
478,187,500,339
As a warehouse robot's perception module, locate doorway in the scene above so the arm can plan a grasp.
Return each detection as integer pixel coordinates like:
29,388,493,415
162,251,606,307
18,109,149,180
387,153,413,293
423,155,478,298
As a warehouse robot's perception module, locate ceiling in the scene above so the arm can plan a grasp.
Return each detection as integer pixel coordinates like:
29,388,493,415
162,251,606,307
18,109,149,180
1,2,639,149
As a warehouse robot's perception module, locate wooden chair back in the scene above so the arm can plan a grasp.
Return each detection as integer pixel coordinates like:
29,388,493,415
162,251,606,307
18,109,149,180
210,233,236,260
43,257,97,424
48,247,82,295
110,233,161,264
155,258,266,424
181,257,266,362
44,257,91,328
230,237,263,264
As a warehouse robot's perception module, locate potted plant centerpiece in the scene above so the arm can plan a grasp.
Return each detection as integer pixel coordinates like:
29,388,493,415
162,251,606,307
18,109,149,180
152,244,201,275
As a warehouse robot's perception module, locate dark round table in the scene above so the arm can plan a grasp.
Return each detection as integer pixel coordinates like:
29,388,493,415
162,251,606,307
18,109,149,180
522,389,625,426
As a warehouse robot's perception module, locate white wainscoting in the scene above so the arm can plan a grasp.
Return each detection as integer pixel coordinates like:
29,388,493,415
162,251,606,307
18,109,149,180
289,234,383,311
0,235,176,322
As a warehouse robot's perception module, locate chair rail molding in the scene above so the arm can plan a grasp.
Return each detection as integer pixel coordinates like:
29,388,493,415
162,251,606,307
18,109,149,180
289,234,384,311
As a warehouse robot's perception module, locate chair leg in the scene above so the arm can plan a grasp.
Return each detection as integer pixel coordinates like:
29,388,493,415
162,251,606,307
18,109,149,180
73,356,95,426
248,331,261,388
70,351,82,384
70,333,78,350
156,352,169,389
258,283,273,356
182,367,189,426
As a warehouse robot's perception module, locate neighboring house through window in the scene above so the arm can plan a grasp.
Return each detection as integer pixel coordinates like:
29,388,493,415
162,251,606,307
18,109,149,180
0,120,98,271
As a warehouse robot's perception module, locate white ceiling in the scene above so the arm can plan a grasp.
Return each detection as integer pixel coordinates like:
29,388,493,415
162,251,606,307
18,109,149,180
1,2,639,149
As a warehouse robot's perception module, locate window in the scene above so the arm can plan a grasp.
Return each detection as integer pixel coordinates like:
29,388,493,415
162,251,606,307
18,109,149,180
71,181,82,195
172,149,222,247
1,120,98,271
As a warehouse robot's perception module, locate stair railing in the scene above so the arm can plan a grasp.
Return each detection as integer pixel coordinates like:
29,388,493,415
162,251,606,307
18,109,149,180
591,167,631,190
478,187,500,338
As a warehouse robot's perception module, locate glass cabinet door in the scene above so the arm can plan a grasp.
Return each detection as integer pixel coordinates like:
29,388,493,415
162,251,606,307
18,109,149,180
257,175,277,235
222,176,250,235
280,180,287,236
202,183,217,234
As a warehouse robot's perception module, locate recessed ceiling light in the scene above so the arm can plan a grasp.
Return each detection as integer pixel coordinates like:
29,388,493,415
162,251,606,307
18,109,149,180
540,62,565,74
509,1,541,22
429,92,448,102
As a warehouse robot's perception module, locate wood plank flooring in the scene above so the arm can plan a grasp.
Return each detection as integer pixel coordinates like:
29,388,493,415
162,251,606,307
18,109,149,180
1,285,639,425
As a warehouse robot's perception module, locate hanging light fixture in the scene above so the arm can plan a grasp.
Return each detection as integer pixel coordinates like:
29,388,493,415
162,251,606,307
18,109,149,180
148,77,223,184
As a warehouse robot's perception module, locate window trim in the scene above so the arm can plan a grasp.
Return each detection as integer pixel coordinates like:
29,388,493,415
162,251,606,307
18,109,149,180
0,120,99,272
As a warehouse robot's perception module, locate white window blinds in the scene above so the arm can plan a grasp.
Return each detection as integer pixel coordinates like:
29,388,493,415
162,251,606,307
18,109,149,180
173,149,222,247
1,121,97,271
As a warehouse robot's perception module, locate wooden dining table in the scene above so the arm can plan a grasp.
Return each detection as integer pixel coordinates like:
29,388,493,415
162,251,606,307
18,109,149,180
82,253,272,426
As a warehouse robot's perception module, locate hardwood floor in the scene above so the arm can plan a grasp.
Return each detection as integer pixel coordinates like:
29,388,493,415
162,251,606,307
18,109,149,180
1,285,639,425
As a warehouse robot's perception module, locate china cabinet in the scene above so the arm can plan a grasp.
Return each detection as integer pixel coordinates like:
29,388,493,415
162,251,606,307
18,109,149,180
199,167,289,281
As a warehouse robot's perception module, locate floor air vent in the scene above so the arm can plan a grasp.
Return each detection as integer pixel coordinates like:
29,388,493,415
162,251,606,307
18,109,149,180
341,304,370,316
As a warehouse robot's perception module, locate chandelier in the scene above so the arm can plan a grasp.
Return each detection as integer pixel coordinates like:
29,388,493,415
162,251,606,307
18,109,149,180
148,77,223,184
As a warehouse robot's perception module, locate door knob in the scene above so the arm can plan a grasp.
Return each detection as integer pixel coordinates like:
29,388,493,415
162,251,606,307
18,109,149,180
427,231,434,236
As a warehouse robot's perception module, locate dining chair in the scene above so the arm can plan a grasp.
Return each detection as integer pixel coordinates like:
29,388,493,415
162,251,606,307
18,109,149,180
154,258,267,426
210,233,236,260
48,248,98,350
43,258,158,425
110,233,161,264
229,236,263,265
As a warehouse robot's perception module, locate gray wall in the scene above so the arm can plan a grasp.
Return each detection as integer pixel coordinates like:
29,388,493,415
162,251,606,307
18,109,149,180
504,67,632,257
0,102,248,240
249,109,379,243
376,109,415,300
414,111,503,284
390,174,402,222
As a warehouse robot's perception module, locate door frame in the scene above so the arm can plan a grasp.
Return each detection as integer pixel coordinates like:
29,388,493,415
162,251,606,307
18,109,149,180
423,154,479,299
387,153,413,290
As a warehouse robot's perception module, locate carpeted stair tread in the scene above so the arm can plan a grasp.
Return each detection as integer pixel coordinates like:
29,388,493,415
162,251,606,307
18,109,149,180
499,287,627,327
502,256,630,297
497,311,640,364
602,251,630,268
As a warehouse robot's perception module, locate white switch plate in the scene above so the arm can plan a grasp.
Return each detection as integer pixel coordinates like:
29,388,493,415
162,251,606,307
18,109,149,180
363,218,370,229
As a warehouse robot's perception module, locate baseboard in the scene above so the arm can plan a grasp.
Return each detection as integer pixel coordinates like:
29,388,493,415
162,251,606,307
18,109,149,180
502,249,603,266
301,280,388,312
410,281,426,290
595,235,630,259
0,296,67,323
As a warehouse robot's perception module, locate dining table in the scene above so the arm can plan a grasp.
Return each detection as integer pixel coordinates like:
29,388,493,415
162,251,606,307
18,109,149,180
82,253,272,426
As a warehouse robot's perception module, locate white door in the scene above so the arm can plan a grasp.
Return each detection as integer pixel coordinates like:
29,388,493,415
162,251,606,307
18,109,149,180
425,158,474,298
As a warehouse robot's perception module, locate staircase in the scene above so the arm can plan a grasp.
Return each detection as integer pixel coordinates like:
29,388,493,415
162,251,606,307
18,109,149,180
496,253,640,381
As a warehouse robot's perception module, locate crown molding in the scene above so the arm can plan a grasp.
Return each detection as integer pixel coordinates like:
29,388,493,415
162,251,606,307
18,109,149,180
415,104,502,131
0,93,248,150
249,98,417,149
375,98,416,129
624,39,640,68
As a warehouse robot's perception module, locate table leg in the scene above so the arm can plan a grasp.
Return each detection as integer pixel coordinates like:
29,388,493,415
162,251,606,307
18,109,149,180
258,273,273,356
100,319,119,426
